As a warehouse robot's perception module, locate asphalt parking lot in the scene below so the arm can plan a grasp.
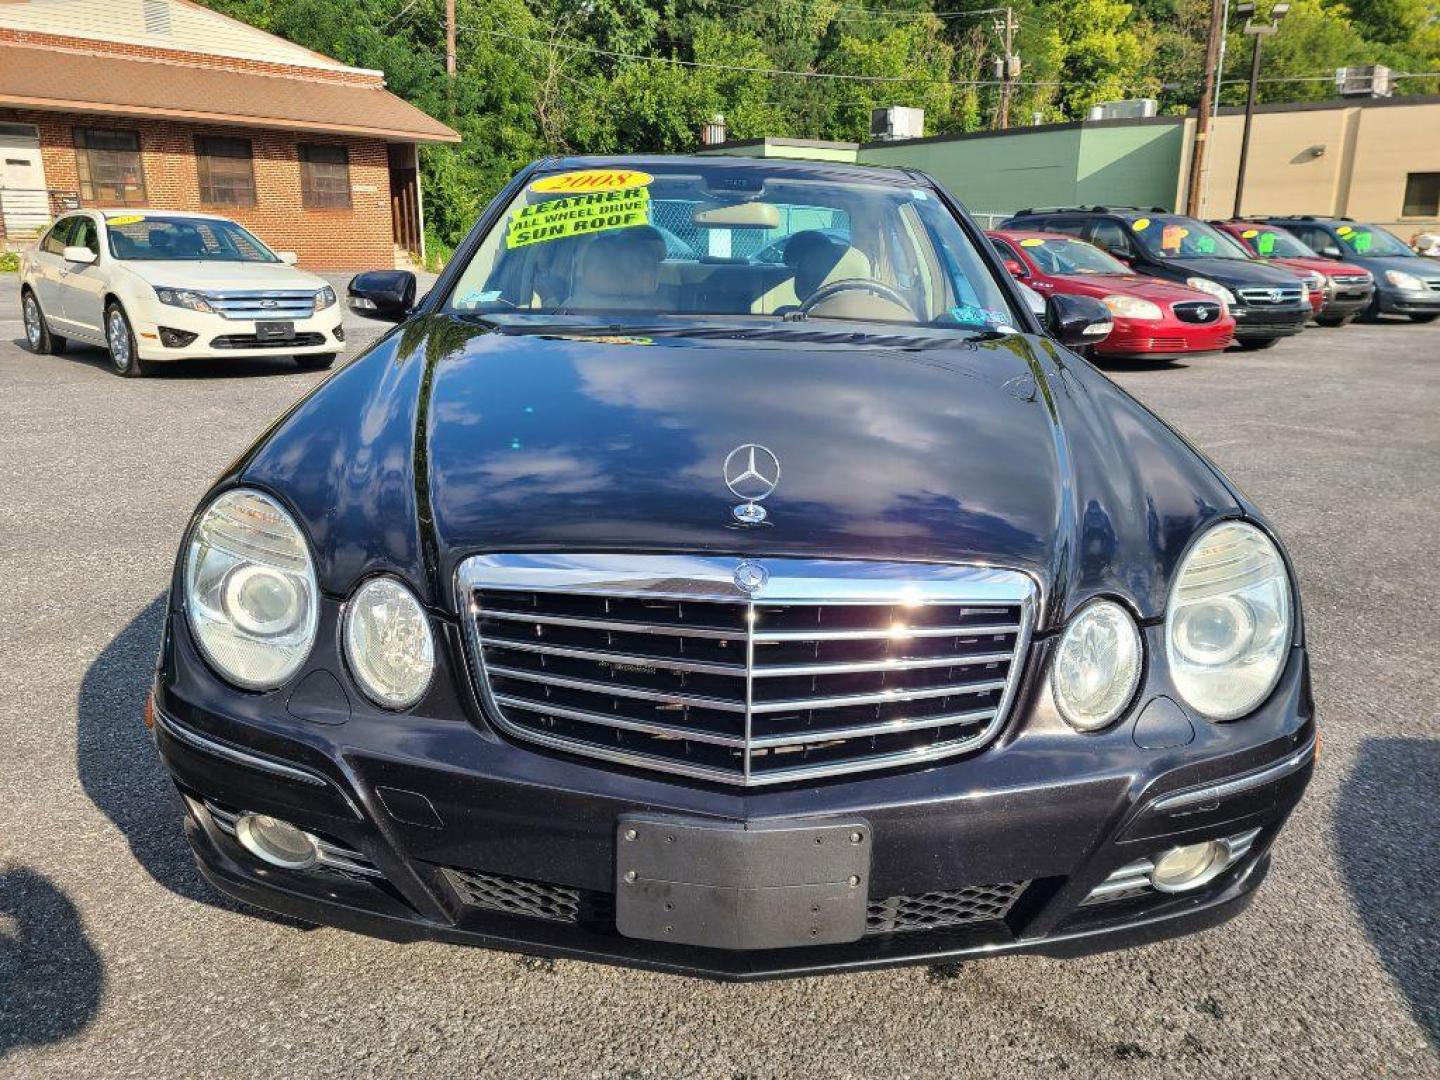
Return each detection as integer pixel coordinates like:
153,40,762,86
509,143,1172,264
1,270,1436,1079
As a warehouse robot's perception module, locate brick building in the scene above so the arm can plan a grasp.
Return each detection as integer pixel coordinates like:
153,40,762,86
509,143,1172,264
0,0,459,268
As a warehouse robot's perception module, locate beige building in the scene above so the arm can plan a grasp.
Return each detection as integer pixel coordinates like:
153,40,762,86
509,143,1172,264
1186,95,1440,234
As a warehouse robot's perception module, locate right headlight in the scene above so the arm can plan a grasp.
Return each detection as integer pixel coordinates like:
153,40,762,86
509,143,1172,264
155,287,216,313
1185,277,1236,306
1101,294,1164,320
185,489,319,690
1166,521,1292,721
343,577,435,709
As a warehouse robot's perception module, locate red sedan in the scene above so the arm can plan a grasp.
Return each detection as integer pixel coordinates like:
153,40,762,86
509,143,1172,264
1211,220,1374,326
988,230,1235,360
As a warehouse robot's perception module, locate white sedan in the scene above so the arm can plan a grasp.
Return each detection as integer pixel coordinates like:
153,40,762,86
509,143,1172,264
18,209,344,377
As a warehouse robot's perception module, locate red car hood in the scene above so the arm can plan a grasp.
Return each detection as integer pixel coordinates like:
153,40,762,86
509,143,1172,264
1050,274,1216,305
1267,255,1369,279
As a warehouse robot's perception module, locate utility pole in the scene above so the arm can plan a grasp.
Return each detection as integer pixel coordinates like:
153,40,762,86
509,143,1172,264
1232,2,1289,217
446,0,457,79
993,7,1019,130
1185,0,1225,216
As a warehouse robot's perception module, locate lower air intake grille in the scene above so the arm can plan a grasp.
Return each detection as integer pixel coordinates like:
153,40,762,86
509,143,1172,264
459,555,1036,787
867,881,1027,934
445,868,615,926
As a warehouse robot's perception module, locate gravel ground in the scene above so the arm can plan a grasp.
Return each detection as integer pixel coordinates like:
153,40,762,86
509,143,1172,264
1,270,1436,1079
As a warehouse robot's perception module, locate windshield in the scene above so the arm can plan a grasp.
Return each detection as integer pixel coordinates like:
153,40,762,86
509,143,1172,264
444,164,1017,331
1336,223,1413,257
1130,216,1249,260
105,215,279,262
1231,227,1315,259
1011,235,1129,275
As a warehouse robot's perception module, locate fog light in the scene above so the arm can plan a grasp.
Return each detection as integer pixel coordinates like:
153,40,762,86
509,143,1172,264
158,326,199,348
234,813,320,870
333,326,345,342
1150,840,1227,893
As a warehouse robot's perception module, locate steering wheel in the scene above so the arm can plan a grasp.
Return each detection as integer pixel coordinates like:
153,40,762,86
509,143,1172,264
799,278,916,318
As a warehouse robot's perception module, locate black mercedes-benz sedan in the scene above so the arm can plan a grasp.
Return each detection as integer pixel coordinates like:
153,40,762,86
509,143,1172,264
149,155,1315,980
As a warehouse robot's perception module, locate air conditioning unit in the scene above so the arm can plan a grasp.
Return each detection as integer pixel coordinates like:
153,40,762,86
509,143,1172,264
1334,66,1393,98
1085,98,1159,121
869,106,925,142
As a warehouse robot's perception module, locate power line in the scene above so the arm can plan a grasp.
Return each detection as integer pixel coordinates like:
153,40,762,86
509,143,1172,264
677,0,1011,20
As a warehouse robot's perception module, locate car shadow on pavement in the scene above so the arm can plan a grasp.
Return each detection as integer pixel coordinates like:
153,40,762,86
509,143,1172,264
75,594,306,928
8,339,320,379
0,865,105,1059
1335,736,1439,1047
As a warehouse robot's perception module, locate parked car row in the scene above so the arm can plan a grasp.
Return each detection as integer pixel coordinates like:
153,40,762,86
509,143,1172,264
991,206,1436,363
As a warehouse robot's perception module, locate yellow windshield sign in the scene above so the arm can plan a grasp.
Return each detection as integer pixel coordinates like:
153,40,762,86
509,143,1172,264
105,214,145,226
530,169,654,194
505,187,651,249
1019,238,1045,247
1133,217,1151,231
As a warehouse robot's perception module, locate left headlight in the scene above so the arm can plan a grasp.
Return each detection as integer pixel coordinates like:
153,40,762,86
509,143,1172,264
1166,521,1292,721
1385,270,1425,291
185,489,319,690
314,285,338,311
155,287,216,313
1101,294,1164,320
343,577,435,709
1051,599,1143,731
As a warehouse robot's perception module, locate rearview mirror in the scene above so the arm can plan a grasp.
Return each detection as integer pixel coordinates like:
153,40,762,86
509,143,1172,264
1003,258,1027,278
62,245,97,265
1046,292,1113,347
1320,245,1342,258
348,270,417,323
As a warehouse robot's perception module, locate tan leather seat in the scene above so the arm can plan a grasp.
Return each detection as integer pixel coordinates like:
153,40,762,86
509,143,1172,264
563,227,667,310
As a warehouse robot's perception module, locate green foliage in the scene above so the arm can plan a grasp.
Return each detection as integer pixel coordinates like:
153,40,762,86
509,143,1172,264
0,251,19,273
199,0,1439,251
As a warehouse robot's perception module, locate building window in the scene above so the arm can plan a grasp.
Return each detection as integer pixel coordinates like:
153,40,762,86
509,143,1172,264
299,144,351,209
73,128,146,205
195,136,256,206
1402,172,1440,217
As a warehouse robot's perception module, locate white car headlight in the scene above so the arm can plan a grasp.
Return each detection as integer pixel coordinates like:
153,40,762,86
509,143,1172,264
185,489,319,690
315,285,338,311
1166,521,1292,721
155,287,216,314
1101,294,1163,320
1385,270,1425,291
1051,600,1143,732
1185,277,1236,306
344,577,435,709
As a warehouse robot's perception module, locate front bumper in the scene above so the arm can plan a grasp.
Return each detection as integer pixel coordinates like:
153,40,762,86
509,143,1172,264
151,605,1316,980
130,300,345,361
1229,304,1310,340
1377,287,1440,316
1317,286,1373,321
1095,317,1234,359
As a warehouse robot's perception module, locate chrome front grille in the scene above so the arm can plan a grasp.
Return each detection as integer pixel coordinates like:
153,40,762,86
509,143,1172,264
1237,285,1304,306
207,290,318,320
458,555,1036,787
1331,273,1371,287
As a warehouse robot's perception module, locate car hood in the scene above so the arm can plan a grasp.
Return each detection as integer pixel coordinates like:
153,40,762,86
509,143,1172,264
117,259,328,292
1053,274,1216,304
1157,257,1302,288
1270,256,1367,278
237,317,1240,625
1343,253,1439,277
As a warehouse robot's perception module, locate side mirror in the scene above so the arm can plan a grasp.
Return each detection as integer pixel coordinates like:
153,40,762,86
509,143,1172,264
1003,258,1027,278
348,270,416,323
1046,292,1113,347
62,245,98,265
276,251,299,265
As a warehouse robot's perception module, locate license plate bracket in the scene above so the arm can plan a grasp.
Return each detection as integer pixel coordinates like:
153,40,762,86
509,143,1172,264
615,815,871,950
256,320,296,340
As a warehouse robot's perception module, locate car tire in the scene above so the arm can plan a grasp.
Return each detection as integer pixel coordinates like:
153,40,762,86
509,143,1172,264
1358,293,1383,323
21,289,66,355
1236,338,1281,350
1409,313,1439,324
1316,314,1351,328
105,302,149,378
294,353,338,371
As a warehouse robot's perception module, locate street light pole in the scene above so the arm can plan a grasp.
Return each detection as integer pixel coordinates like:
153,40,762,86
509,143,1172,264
1232,2,1288,218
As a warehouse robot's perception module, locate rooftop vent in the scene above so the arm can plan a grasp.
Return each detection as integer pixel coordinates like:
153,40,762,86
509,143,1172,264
869,106,925,142
1334,66,1393,98
143,0,172,35
1085,99,1158,121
